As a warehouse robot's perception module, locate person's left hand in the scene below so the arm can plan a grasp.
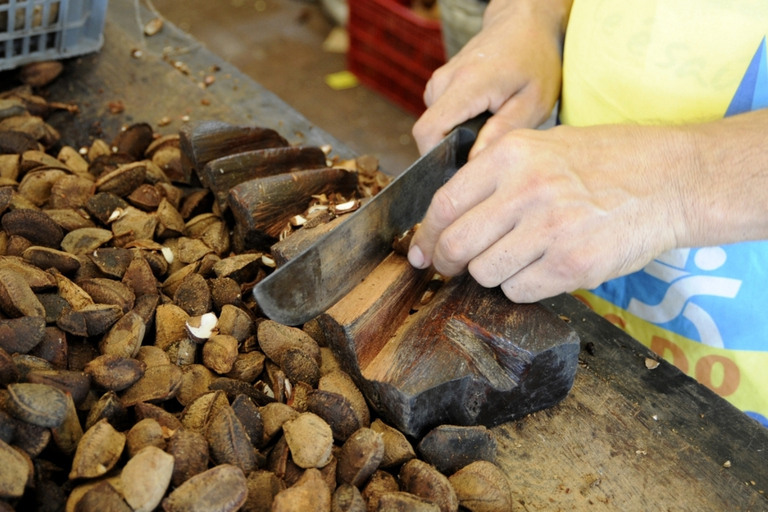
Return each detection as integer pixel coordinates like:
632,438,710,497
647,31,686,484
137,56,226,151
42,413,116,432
407,123,697,302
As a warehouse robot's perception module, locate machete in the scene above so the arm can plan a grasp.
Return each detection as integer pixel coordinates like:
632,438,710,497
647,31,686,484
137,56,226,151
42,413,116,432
252,113,489,325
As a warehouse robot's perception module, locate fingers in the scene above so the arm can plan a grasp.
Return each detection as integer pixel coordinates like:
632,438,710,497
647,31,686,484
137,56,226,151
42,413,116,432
407,158,498,270
470,85,554,158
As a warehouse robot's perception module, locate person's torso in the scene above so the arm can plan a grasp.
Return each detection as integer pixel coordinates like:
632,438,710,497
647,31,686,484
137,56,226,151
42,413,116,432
559,0,768,426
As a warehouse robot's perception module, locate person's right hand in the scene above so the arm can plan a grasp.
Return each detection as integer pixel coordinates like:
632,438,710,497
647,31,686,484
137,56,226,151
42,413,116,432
412,0,573,157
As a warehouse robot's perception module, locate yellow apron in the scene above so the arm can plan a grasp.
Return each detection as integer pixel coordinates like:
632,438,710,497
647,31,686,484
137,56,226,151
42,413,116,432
560,0,768,425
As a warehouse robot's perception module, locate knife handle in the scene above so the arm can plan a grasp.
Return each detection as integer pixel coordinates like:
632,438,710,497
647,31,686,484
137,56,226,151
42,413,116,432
455,111,492,165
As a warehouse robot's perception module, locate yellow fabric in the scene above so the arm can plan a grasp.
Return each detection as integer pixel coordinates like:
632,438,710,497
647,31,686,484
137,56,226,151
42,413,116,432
561,0,768,126
559,0,768,423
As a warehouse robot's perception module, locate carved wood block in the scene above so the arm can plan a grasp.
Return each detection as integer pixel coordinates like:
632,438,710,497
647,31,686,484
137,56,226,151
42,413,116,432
318,254,579,438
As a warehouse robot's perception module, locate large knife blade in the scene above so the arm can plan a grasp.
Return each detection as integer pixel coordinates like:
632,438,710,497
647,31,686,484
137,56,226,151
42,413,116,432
252,114,489,325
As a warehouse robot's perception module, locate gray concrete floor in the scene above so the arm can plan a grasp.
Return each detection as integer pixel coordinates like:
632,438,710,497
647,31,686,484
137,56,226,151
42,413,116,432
151,0,421,176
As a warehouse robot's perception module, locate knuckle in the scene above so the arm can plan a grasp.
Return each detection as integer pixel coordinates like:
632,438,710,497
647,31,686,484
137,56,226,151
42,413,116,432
435,232,467,269
430,188,460,226
467,258,501,288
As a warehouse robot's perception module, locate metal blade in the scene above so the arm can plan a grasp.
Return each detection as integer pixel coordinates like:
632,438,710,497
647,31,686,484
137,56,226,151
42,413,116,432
252,122,480,325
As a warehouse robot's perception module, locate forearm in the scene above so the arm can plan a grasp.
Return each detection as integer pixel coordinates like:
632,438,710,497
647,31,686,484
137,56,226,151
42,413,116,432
679,108,768,247
483,0,573,42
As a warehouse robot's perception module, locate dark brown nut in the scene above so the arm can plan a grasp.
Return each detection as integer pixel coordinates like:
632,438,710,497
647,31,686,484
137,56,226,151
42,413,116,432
209,277,242,312
122,257,159,297
416,425,497,475
265,433,290,479
25,369,91,406
19,60,63,87
10,416,50,457
112,123,154,160
57,303,123,337
257,320,321,366
111,207,158,247
11,353,53,379
177,364,216,406
1,207,64,248
85,391,129,431
217,304,253,342
199,220,230,257
209,376,273,406
49,174,95,210
280,347,320,387
399,459,458,512
90,247,133,279
126,417,166,457
362,470,400,512
307,390,362,443
203,334,239,375
174,272,212,316
243,470,284,512
370,419,416,469
37,292,70,324
337,428,385,487
211,253,263,283
0,267,46,317
181,390,229,435
161,464,248,512
167,427,210,487
6,234,33,257
128,182,166,211
447,461,513,512
377,492,440,512
5,382,68,428
175,236,213,264
224,351,265,383
156,198,187,240
95,162,147,197
60,227,114,256
73,480,132,512
98,311,146,358
120,364,183,407
22,246,81,274
332,483,366,512
0,348,19,386
120,446,175,512
84,354,146,391
69,418,126,480
85,192,129,224
230,394,263,448
272,468,331,512
78,278,135,314
0,438,31,498
134,401,182,431
0,315,46,354
51,392,83,455
303,318,327,347
318,371,370,427
29,326,67,369
162,262,199,298
283,412,334,469
206,404,257,474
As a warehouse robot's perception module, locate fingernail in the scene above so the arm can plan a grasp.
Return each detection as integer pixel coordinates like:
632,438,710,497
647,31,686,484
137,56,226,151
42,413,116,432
408,245,426,268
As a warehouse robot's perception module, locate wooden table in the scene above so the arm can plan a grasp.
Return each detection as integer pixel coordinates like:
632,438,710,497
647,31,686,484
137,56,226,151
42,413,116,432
34,1,768,510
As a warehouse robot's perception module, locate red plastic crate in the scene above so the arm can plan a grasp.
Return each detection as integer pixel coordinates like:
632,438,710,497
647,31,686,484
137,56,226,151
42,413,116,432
347,0,446,116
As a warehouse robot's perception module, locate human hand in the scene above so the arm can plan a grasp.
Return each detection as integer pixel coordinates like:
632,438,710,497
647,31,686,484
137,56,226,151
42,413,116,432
412,0,571,157
407,124,697,303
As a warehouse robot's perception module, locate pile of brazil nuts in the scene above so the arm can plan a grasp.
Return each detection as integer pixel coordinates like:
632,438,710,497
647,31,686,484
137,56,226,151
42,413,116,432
0,79,514,512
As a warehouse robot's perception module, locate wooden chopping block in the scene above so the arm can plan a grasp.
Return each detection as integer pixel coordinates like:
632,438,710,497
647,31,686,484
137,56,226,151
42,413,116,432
317,253,580,438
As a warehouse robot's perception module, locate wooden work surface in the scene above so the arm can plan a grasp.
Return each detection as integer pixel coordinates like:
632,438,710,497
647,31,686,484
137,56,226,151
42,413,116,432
20,1,768,510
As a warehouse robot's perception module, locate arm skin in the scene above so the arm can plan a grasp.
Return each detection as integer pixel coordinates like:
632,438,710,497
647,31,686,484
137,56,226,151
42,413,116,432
407,109,768,303
412,0,573,156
